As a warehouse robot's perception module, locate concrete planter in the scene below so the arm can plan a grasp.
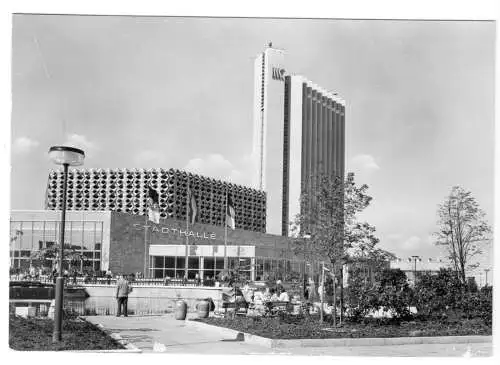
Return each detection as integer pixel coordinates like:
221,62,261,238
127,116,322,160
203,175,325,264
186,320,492,349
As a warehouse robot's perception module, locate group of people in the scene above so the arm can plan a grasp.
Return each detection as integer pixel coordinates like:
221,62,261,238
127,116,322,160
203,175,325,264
251,280,290,303
10,266,43,281
304,275,336,305
161,273,219,287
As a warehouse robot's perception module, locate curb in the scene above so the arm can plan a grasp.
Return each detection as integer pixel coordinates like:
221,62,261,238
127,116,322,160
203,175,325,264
186,320,492,349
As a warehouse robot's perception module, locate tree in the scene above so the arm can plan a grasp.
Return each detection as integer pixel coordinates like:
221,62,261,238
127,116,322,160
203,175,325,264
291,173,382,266
31,244,86,272
434,186,491,285
290,172,387,322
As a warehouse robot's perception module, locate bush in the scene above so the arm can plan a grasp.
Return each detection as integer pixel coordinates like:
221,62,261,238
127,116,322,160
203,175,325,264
375,269,414,320
345,268,379,322
414,269,492,323
457,286,492,324
414,269,462,318
346,268,414,322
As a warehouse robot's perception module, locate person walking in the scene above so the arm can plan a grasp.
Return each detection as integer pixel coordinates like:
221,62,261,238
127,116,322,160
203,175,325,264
115,274,132,317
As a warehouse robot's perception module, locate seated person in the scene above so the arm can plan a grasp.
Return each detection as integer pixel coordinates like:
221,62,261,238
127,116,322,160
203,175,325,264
253,290,262,302
278,289,290,302
270,287,280,302
276,280,284,296
241,282,253,302
262,287,272,302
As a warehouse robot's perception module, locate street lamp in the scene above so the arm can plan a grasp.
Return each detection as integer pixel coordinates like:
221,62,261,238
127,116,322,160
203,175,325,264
410,255,421,284
48,146,85,343
484,269,490,287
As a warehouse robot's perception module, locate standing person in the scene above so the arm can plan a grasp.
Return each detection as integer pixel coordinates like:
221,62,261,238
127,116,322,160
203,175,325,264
307,277,317,303
52,267,57,284
29,266,36,279
106,269,113,285
195,272,201,286
72,270,78,285
116,274,132,317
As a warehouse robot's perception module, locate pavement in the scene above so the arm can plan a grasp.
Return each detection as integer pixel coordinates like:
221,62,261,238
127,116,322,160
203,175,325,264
84,314,493,356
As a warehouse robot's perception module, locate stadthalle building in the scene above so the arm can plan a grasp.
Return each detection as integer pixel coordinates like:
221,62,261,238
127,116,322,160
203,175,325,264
10,45,346,281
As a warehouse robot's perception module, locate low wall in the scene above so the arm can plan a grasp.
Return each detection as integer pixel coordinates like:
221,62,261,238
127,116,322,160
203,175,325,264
82,285,225,313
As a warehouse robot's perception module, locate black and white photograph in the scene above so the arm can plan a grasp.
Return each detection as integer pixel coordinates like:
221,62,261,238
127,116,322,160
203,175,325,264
5,2,496,358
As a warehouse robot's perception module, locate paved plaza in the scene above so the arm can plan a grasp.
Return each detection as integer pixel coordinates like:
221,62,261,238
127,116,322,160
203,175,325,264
84,314,492,356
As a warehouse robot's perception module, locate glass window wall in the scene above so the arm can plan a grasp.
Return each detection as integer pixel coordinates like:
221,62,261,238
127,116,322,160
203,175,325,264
9,219,104,275
148,254,305,284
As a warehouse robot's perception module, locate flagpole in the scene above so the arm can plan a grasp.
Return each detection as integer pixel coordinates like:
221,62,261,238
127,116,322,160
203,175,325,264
144,208,148,279
224,188,228,272
144,180,150,279
184,175,190,281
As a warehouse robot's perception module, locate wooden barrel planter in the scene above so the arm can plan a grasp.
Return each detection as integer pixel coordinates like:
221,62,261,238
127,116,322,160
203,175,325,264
196,300,209,319
175,300,187,320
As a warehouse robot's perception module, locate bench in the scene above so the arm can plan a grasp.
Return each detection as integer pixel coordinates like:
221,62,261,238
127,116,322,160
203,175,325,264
264,301,294,315
222,301,249,318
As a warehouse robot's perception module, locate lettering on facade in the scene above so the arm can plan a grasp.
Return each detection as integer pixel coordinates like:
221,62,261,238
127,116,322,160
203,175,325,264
133,223,217,240
272,66,286,81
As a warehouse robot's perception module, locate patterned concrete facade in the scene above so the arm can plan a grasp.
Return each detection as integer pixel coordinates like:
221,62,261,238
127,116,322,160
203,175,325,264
45,168,267,233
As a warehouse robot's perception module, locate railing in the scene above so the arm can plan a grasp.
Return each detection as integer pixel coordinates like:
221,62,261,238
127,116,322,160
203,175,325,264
10,297,175,317
11,275,225,288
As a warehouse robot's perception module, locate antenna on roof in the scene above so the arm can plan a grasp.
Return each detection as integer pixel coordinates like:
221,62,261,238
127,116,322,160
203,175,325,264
264,41,285,53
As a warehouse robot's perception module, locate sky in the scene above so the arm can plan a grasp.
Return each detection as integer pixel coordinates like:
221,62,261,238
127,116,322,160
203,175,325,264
10,15,495,273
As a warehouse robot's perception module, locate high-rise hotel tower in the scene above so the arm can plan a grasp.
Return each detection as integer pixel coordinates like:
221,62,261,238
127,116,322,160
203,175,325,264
252,44,346,236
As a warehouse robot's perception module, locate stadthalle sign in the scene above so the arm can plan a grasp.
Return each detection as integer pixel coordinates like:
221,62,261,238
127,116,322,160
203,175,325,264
133,223,217,240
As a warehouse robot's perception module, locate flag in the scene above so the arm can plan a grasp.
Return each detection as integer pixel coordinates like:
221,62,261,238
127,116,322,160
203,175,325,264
187,187,198,225
147,183,160,224
226,193,235,229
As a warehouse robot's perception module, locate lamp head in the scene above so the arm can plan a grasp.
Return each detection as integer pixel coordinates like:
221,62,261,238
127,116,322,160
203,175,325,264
49,146,85,166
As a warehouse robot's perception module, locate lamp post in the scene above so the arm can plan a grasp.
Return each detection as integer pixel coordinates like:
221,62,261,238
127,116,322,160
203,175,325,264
484,269,490,287
48,146,85,343
410,256,421,284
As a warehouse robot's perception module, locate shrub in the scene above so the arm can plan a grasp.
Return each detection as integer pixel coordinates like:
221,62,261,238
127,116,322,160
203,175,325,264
375,269,414,320
414,269,463,318
457,286,492,324
346,268,414,322
413,269,492,323
345,269,379,322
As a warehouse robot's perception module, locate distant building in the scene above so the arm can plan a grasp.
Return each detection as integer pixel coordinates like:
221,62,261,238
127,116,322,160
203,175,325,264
252,45,346,236
390,257,449,283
